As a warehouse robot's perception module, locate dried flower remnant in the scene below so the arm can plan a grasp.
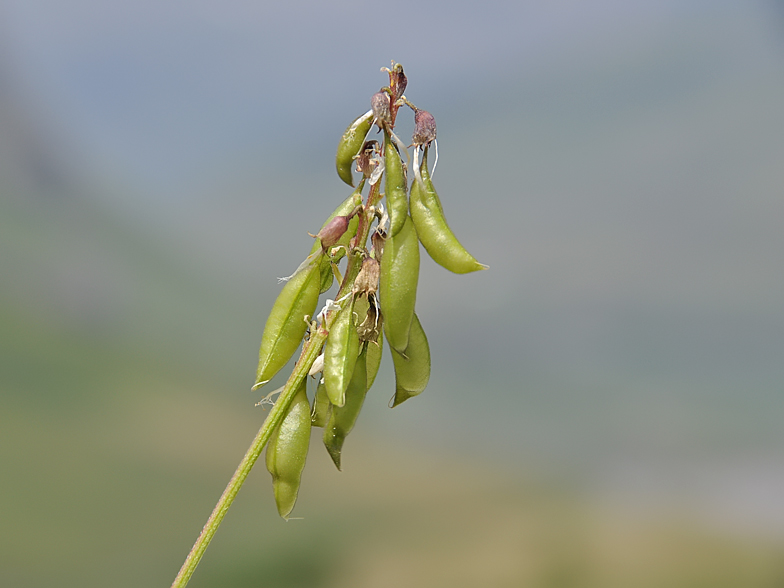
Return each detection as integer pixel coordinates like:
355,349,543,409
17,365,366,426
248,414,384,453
386,62,407,101
412,109,436,147
356,295,382,344
383,62,408,126
356,140,381,180
370,91,392,129
313,215,349,250
411,108,438,190
353,256,380,298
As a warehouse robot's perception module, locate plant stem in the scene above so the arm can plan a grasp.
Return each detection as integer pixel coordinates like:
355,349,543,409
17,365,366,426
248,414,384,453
170,326,323,587
171,189,379,587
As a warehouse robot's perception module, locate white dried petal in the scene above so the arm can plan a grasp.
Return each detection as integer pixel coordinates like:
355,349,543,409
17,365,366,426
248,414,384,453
317,298,342,324
277,251,320,283
255,385,284,407
377,202,389,234
413,145,425,193
369,156,385,186
308,353,325,376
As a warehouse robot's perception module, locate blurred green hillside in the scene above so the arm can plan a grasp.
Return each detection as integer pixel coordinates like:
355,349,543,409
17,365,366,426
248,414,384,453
2,135,784,588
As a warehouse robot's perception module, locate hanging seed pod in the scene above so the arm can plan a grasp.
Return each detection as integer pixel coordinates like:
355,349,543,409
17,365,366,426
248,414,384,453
265,378,311,519
319,259,337,294
365,335,383,391
336,110,374,187
409,147,487,274
389,313,430,407
384,129,408,238
311,379,331,428
323,343,369,470
255,264,321,389
379,214,420,353
323,295,360,407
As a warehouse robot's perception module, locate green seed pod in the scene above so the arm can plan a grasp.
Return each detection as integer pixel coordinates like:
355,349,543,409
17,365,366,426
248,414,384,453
389,313,430,407
336,110,374,187
265,379,311,519
379,214,420,353
255,264,320,389
311,378,331,428
323,295,360,407
384,129,408,238
323,344,369,470
409,148,487,274
365,336,383,392
319,260,336,294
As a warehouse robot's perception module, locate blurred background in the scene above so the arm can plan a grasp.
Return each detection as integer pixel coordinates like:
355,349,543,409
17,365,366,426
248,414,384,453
2,1,784,586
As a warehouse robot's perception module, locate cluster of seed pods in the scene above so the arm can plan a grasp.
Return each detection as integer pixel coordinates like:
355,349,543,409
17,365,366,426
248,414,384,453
254,63,486,519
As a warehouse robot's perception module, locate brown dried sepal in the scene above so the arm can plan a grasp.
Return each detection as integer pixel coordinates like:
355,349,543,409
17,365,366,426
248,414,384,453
353,257,380,298
357,295,383,343
314,215,349,250
371,91,391,129
386,63,407,126
371,229,385,261
355,140,380,178
412,109,437,147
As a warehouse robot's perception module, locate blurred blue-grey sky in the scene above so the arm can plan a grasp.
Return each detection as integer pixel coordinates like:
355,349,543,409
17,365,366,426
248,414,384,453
3,0,784,542
4,1,768,188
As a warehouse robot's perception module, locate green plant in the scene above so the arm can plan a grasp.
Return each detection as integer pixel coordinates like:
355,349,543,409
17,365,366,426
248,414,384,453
171,62,485,588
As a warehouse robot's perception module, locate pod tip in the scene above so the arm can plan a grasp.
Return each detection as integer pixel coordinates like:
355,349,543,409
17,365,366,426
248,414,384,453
273,482,299,520
324,439,343,471
390,387,417,408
